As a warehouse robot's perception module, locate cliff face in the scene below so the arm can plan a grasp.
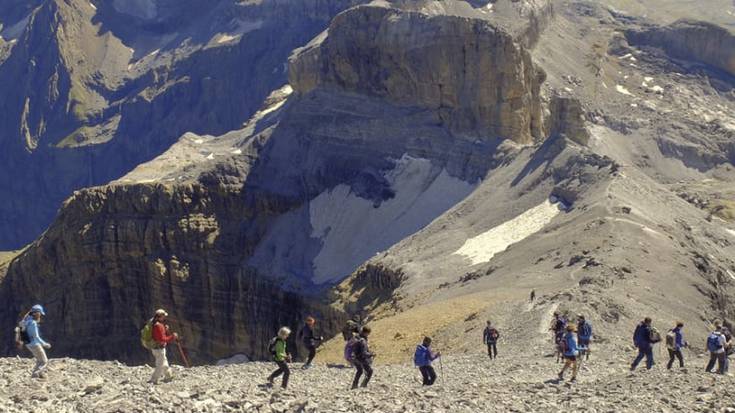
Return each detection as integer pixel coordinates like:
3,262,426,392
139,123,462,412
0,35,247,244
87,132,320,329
289,4,545,144
0,181,346,364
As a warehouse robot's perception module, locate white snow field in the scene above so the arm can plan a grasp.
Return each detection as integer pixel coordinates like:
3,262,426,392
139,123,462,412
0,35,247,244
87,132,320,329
453,198,563,265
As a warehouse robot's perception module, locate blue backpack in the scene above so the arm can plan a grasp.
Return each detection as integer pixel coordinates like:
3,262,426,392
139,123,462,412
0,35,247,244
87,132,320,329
413,345,429,366
707,333,723,352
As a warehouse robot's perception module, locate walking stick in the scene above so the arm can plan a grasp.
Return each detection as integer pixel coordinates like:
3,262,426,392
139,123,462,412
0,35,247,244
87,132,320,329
176,340,191,368
439,356,445,386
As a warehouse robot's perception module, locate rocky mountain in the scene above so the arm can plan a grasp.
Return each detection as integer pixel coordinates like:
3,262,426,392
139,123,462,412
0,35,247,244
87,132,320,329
0,0,734,381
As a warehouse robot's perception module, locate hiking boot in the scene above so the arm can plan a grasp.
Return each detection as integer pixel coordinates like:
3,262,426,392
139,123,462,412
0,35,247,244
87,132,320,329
557,372,564,380
302,363,312,370
569,377,577,383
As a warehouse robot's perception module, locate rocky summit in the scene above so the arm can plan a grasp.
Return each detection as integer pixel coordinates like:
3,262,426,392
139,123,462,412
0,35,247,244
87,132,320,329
1,0,735,411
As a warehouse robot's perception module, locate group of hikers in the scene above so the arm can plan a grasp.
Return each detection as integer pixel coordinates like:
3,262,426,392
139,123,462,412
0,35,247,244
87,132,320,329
13,305,735,388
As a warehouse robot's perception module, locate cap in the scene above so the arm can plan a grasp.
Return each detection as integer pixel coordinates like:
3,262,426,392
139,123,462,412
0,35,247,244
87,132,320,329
155,309,168,317
30,304,46,316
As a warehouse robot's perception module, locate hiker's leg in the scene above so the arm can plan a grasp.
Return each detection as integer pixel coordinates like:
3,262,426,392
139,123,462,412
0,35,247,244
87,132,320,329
559,359,570,377
161,348,172,379
427,366,437,385
28,345,48,378
706,353,717,372
419,366,430,385
631,349,645,370
269,362,284,383
717,353,726,374
571,359,578,379
281,362,290,388
667,349,675,369
487,343,492,357
645,347,654,369
352,363,363,389
675,350,684,368
361,364,373,387
305,346,316,366
724,355,729,374
492,343,498,358
151,348,165,383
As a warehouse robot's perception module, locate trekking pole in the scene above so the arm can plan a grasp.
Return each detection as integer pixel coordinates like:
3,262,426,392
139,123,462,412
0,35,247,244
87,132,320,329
176,340,191,368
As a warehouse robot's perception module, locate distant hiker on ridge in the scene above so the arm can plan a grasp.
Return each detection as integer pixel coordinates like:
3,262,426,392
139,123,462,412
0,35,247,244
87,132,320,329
414,336,441,386
705,324,727,375
16,305,51,379
631,317,660,371
267,327,292,389
665,321,687,370
558,324,579,382
299,316,323,369
351,326,375,389
483,320,500,359
145,309,179,384
576,315,593,361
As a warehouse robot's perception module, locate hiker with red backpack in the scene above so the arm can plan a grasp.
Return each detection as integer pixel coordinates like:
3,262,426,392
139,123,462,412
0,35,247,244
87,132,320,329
558,324,579,382
414,337,441,385
15,305,51,379
350,326,375,389
483,321,500,359
146,309,179,384
267,327,292,389
665,322,687,370
705,324,728,375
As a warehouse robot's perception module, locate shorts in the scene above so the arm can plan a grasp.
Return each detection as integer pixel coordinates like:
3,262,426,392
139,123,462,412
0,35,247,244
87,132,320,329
564,355,577,361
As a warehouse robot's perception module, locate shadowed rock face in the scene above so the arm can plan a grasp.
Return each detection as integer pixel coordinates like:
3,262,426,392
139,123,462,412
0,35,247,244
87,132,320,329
0,182,347,364
289,4,546,144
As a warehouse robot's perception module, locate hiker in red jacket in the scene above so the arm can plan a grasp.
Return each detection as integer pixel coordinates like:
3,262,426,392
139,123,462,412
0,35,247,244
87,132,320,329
149,309,178,384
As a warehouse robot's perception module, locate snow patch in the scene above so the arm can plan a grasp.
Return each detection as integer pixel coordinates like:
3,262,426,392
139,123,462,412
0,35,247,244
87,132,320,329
616,85,634,96
726,229,735,238
453,199,563,265
309,156,477,283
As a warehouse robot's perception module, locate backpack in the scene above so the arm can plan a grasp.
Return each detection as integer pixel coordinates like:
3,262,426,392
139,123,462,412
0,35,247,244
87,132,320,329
707,333,723,353
665,330,676,350
268,337,279,356
413,345,429,366
140,321,155,350
344,337,357,363
649,327,662,343
558,336,569,353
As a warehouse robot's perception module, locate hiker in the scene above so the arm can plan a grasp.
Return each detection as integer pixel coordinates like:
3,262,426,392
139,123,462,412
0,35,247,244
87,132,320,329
299,316,323,369
414,336,441,386
342,319,360,341
19,305,51,379
631,317,657,371
483,320,500,359
577,315,593,360
550,313,567,362
267,327,292,389
705,325,727,374
530,290,536,302
721,324,733,374
558,324,579,382
666,322,687,369
149,309,178,384
351,326,375,389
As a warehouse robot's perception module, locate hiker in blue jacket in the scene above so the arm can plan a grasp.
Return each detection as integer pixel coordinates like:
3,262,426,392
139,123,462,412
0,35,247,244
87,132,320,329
414,336,441,386
577,315,593,361
631,317,655,371
666,322,687,369
20,305,52,378
558,325,579,382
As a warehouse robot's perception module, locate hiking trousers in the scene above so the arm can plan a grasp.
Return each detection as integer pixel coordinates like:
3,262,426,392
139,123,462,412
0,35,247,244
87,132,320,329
667,349,684,369
486,342,497,358
419,365,436,385
268,361,290,388
150,348,173,383
304,345,317,366
631,347,654,370
27,344,48,378
352,361,373,389
705,352,726,374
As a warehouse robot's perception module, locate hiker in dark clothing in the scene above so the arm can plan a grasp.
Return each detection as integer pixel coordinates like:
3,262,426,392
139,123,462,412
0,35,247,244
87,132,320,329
631,317,655,371
550,313,567,362
351,326,374,389
530,290,536,302
483,321,500,359
342,319,360,341
299,316,323,369
414,337,441,385
577,315,593,361
666,322,687,369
